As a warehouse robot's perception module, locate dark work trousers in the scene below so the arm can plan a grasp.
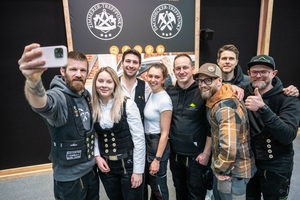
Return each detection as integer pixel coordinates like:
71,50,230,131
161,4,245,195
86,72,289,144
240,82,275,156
213,175,221,200
99,155,144,200
144,160,150,199
148,158,169,200
145,133,170,200
169,151,208,200
54,165,99,200
246,168,292,200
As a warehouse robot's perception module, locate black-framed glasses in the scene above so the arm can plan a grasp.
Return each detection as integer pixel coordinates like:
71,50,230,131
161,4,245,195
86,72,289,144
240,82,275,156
195,77,216,85
249,70,271,77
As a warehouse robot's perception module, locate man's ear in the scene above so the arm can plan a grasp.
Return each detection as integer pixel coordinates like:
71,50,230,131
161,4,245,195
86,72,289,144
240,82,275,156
60,67,65,76
272,70,278,77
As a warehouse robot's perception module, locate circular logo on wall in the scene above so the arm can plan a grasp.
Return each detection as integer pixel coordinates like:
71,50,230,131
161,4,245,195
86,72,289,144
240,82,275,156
145,45,154,54
121,45,131,53
150,4,183,39
86,3,123,40
109,45,119,55
156,45,165,54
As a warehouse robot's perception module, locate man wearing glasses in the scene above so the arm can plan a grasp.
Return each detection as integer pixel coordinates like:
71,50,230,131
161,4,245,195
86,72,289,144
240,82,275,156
196,63,256,200
244,55,300,200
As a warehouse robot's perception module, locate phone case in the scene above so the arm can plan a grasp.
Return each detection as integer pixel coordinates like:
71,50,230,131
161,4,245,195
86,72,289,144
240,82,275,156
34,45,68,68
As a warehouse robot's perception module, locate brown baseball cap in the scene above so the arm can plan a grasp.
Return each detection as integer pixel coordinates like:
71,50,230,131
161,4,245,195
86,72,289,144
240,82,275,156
195,63,222,78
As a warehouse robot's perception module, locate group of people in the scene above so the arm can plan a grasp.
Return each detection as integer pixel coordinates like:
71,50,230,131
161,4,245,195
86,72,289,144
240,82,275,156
195,45,300,200
18,43,300,200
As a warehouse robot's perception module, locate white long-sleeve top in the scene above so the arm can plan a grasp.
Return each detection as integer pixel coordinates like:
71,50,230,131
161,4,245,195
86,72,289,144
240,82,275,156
94,98,145,174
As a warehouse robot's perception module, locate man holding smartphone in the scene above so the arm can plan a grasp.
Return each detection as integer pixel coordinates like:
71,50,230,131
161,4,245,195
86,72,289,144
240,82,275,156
18,43,99,200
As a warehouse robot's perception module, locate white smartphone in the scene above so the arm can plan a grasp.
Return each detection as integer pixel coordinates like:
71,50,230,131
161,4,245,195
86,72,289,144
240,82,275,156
33,45,68,68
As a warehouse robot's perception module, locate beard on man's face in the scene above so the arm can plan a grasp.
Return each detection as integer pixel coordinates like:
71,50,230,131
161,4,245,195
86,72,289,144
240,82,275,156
200,87,218,100
65,75,86,93
251,80,270,90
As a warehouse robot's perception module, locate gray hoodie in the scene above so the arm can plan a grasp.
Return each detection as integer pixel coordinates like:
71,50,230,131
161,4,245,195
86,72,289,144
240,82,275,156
32,75,95,181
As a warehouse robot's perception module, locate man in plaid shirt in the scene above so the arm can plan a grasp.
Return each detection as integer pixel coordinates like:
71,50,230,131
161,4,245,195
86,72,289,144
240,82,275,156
196,63,256,200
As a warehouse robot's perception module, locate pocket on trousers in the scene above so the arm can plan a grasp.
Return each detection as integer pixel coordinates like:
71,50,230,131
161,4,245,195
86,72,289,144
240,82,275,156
217,178,232,194
231,178,248,196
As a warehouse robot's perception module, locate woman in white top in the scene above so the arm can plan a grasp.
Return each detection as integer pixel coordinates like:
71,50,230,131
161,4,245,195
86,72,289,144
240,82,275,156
144,63,173,199
92,66,145,200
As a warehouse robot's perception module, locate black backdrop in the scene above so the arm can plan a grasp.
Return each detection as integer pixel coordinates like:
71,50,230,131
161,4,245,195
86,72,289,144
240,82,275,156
1,0,299,170
0,0,66,169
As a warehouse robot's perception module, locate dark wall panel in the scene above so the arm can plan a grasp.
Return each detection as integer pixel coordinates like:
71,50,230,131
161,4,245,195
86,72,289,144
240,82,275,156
200,0,261,74
0,0,67,169
270,0,300,88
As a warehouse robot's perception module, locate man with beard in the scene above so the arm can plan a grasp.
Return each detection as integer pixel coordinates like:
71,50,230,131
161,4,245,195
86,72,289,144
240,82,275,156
216,44,298,96
18,43,99,200
196,63,256,200
244,55,300,200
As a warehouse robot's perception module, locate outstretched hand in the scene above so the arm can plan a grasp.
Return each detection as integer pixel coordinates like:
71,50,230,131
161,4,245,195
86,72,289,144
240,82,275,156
18,43,47,83
245,88,265,111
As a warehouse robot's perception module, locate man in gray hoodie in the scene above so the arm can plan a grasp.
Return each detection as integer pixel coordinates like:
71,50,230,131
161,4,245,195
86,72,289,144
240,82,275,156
18,43,99,200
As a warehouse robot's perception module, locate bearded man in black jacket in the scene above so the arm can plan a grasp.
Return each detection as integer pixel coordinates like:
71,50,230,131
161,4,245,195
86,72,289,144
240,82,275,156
244,54,300,200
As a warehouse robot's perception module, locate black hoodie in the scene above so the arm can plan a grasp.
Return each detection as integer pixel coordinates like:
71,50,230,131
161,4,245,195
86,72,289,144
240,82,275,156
166,81,210,157
223,64,250,87
244,76,300,172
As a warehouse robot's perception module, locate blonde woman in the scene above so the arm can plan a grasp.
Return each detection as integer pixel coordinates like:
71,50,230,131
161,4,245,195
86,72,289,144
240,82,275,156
144,63,172,199
92,66,145,200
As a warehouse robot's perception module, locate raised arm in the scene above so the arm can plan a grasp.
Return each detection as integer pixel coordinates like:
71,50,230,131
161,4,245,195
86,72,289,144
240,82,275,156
18,43,48,108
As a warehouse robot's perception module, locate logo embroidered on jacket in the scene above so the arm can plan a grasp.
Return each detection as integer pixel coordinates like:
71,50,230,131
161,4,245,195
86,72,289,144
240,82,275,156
187,103,198,110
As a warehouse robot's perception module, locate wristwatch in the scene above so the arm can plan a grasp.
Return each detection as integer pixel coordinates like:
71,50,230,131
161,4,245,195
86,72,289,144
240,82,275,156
154,155,161,161
258,104,268,113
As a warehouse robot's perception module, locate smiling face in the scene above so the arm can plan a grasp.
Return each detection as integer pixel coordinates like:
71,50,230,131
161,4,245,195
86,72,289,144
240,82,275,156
217,50,238,74
95,70,115,103
122,53,141,78
173,55,195,88
248,65,277,93
197,74,222,100
147,65,167,93
61,58,88,94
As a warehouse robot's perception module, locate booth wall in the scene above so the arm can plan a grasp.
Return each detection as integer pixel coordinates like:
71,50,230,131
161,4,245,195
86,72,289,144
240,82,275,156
0,0,67,170
0,0,299,170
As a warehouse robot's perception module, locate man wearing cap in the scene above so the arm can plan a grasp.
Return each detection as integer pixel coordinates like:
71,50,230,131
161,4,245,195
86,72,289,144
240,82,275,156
216,44,298,98
244,54,300,200
196,63,256,200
